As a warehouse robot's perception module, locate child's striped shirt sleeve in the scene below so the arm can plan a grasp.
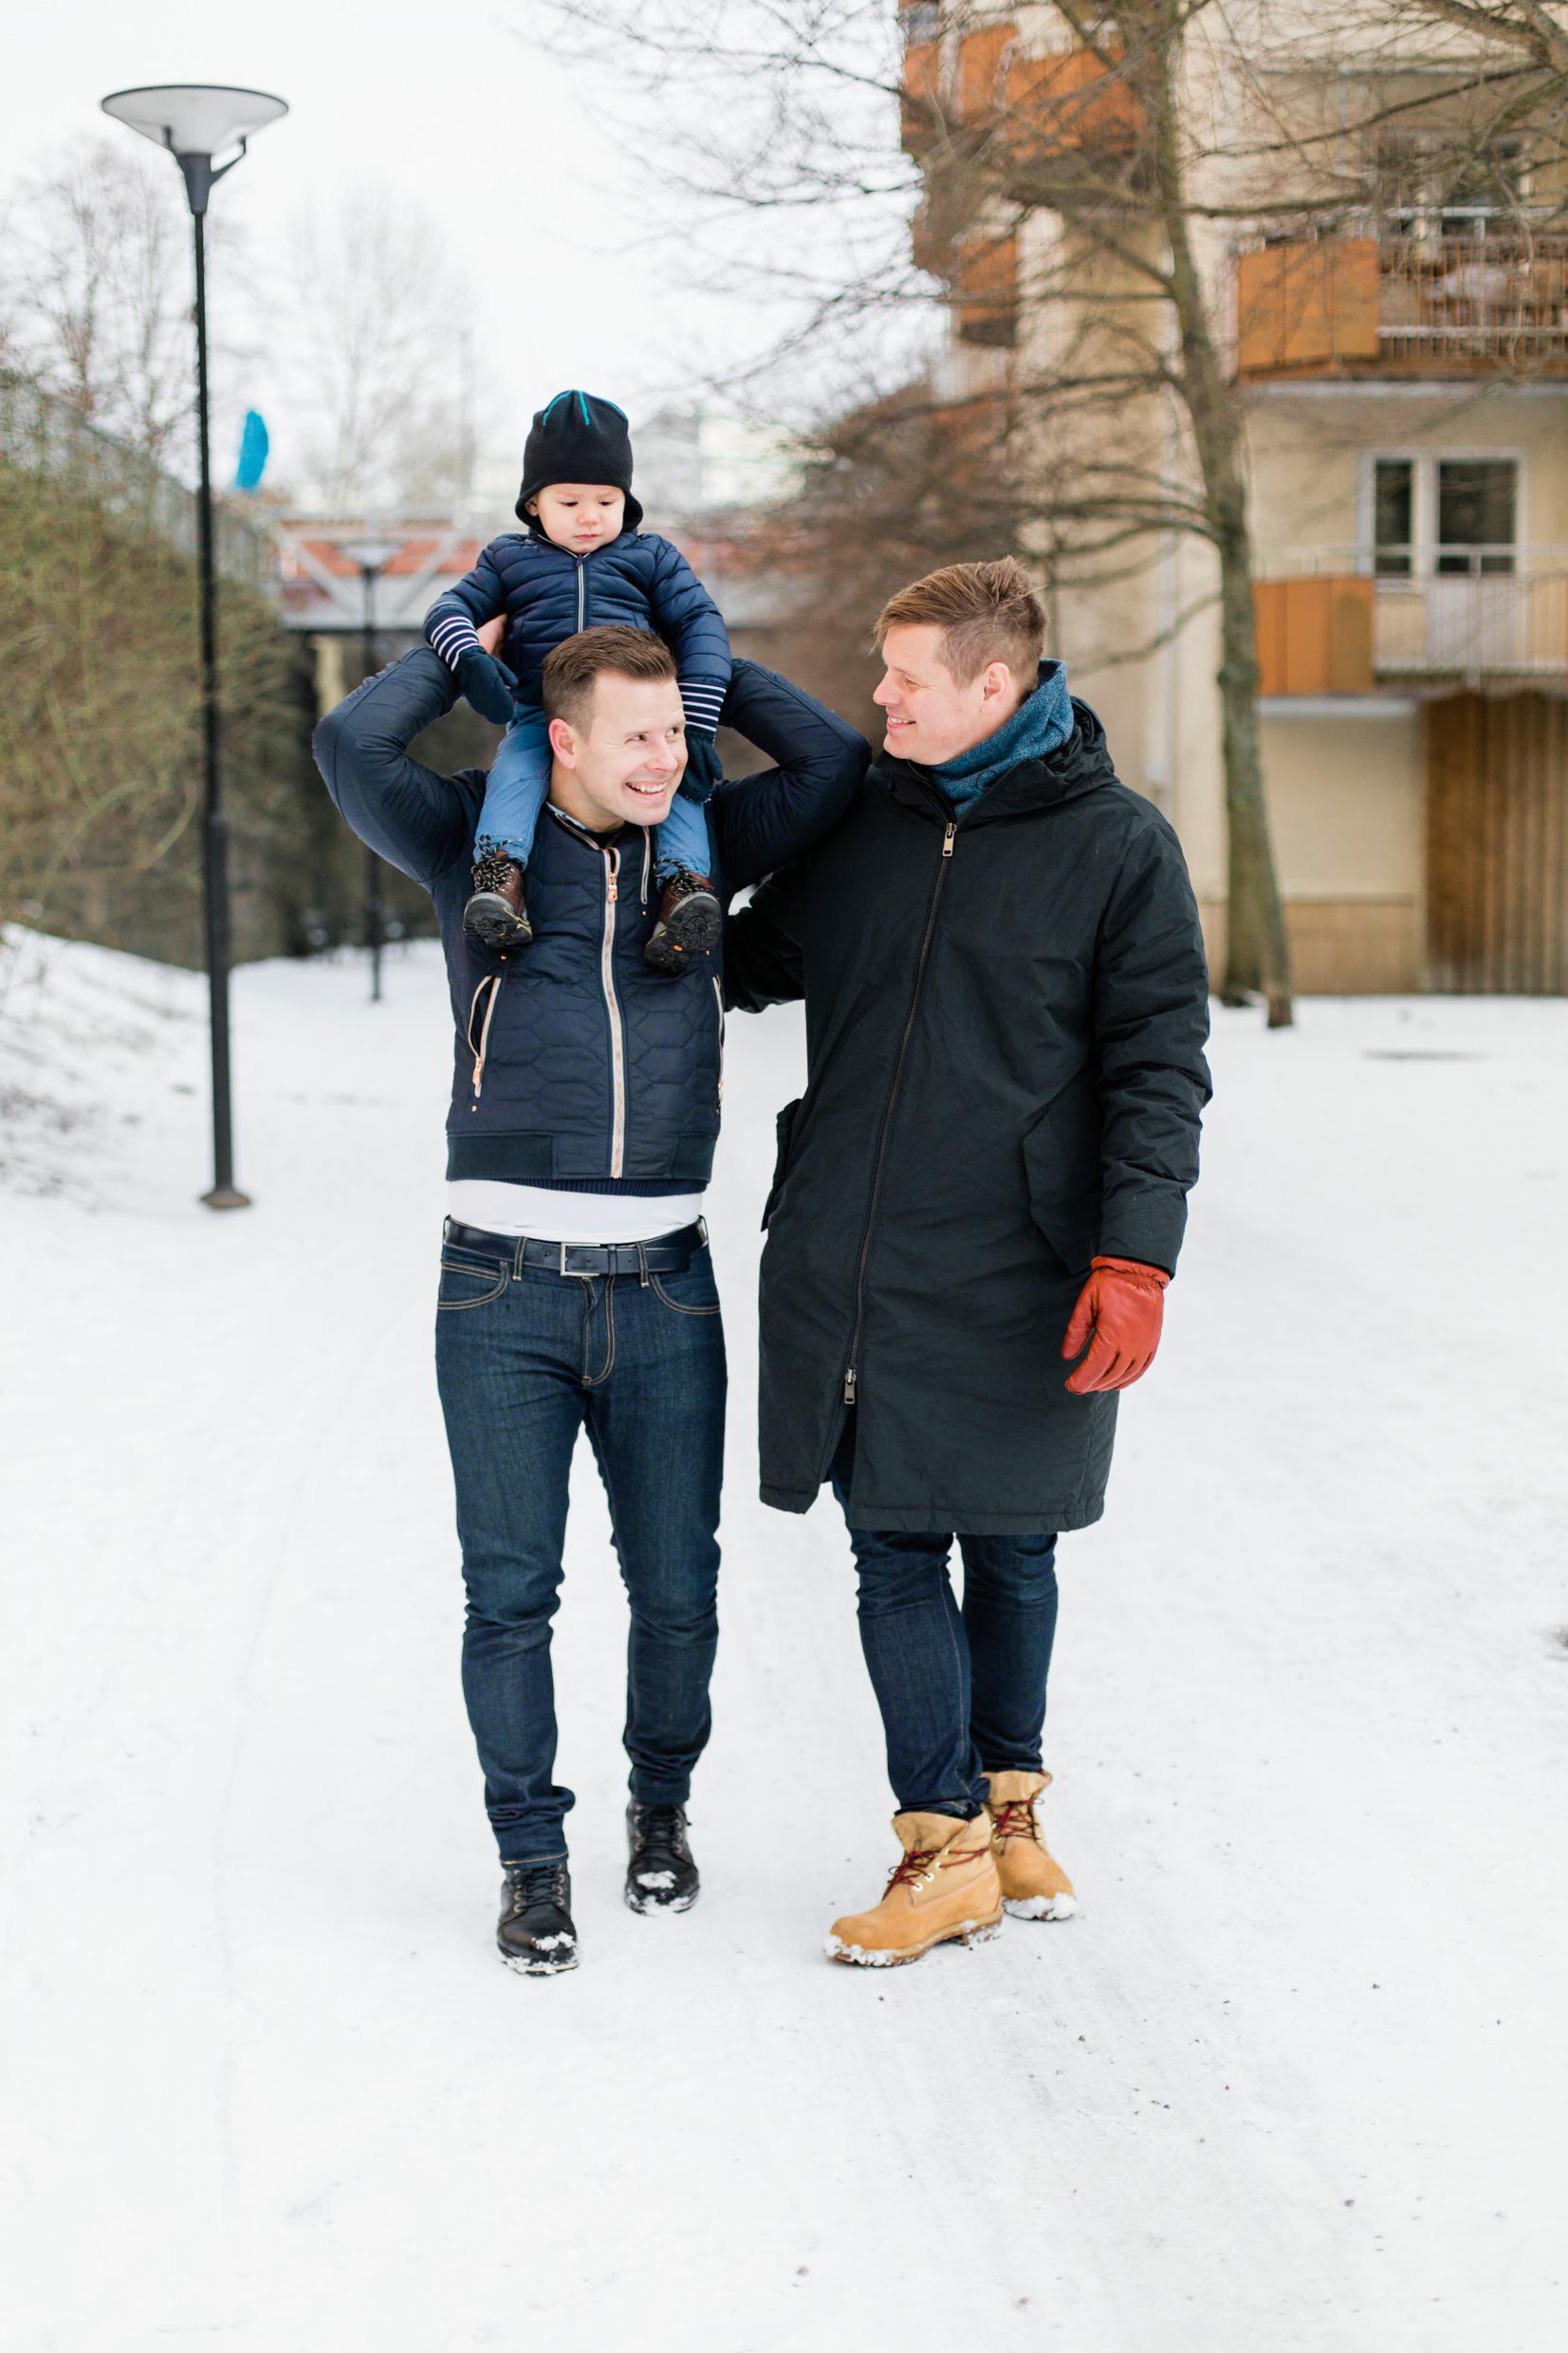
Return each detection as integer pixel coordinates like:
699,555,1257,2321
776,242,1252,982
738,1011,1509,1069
424,542,509,673
645,537,733,739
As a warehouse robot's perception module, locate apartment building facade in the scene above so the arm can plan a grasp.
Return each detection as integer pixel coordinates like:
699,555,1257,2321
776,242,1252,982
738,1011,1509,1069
897,2,1568,991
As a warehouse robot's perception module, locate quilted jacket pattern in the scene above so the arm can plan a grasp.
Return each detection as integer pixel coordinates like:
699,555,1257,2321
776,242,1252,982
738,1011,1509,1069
313,650,867,1192
424,527,731,713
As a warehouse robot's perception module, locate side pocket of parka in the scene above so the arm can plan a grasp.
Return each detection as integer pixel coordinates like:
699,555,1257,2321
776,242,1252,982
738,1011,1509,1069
761,1096,803,1232
1021,1102,1100,1275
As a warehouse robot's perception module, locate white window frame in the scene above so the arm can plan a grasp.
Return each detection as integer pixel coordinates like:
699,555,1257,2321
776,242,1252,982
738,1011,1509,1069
1356,449,1528,578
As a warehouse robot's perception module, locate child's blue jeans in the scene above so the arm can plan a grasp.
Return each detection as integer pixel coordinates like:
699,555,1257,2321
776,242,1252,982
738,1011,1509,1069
478,707,713,880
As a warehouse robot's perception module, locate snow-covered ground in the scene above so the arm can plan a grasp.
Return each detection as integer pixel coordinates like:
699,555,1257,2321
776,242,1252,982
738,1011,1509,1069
2,922,1565,2353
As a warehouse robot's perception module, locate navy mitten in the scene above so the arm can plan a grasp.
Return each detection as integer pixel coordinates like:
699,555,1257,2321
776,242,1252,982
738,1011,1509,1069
682,732,723,802
456,649,519,726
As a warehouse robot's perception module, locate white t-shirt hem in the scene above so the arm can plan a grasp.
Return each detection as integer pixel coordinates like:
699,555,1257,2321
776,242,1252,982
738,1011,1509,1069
446,1180,706,1245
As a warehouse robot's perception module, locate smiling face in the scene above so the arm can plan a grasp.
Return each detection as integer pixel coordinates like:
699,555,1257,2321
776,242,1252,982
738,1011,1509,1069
872,622,1024,766
546,671,688,832
528,482,628,554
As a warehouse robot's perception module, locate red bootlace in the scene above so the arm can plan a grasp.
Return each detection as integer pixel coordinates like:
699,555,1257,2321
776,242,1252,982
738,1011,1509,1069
886,1835,983,1890
887,1846,938,1889
989,1799,1039,1843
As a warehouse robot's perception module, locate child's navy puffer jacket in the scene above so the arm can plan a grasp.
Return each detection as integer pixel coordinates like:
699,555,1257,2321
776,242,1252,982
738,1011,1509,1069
424,525,731,743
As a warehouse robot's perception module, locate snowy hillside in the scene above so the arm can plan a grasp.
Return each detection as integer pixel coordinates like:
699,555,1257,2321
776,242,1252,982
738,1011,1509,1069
2,925,1565,2352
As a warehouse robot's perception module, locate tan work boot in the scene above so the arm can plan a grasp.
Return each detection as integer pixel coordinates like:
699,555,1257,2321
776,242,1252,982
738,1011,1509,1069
986,1769,1077,1920
825,1810,1003,1968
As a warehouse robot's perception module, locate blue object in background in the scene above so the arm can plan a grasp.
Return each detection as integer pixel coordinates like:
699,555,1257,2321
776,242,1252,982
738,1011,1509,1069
234,410,269,492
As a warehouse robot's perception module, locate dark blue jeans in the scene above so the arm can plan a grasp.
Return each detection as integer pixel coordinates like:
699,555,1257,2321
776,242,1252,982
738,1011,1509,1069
830,1417,1059,1820
434,1230,726,1864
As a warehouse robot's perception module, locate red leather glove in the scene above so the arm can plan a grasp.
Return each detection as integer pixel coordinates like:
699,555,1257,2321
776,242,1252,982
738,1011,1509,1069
1061,1255,1171,1395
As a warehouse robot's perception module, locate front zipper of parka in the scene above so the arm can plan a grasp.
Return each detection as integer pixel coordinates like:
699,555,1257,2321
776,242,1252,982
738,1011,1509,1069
839,815,958,1409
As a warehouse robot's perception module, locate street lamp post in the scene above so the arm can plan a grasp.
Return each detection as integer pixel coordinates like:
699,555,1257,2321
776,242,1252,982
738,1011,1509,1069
339,536,402,1004
101,84,288,1212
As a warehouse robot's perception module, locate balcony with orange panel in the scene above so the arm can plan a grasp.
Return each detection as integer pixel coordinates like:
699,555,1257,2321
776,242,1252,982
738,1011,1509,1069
1253,577,1375,697
1236,230,1568,382
1253,557,1568,695
1000,41,1144,179
899,12,1143,172
954,234,1020,346
911,198,1019,348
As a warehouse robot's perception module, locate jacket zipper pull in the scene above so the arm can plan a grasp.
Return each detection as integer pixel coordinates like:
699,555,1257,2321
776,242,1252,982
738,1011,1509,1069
468,973,501,1105
942,824,955,859
843,1367,858,1405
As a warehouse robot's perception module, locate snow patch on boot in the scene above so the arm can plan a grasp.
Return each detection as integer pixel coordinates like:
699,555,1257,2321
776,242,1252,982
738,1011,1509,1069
624,1879,698,1918
824,1934,901,1967
500,1941,579,1976
825,1918,1001,1965
1004,1893,1077,1920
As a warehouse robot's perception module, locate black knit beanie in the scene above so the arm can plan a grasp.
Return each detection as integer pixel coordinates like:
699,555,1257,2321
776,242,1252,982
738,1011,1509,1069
515,389,642,529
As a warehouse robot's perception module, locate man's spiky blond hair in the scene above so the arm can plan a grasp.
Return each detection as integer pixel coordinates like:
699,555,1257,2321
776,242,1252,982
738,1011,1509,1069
876,557,1046,685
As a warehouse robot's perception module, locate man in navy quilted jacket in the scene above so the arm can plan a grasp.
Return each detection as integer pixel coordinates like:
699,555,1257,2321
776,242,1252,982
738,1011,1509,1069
313,623,866,1975
424,389,732,966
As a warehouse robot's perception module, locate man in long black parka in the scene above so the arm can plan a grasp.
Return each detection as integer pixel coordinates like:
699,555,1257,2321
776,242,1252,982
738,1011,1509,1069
725,558,1212,1966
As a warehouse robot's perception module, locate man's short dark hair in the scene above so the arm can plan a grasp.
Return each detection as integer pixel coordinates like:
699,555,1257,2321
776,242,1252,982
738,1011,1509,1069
541,626,678,732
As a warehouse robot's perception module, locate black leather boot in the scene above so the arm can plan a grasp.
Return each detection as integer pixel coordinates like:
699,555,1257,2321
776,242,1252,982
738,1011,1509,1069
496,1860,578,1973
625,1802,700,1913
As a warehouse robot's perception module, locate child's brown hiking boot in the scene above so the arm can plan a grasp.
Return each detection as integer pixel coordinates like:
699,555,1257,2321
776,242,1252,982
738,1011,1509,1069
643,868,721,973
464,843,533,951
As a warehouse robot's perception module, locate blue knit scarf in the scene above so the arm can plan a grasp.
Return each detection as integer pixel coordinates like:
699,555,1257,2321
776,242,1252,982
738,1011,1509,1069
928,660,1074,811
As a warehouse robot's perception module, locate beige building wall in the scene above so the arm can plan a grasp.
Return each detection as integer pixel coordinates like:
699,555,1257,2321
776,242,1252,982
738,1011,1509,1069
1263,713,1422,894
1239,386,1567,990
940,5,1567,991
1248,390,1568,556
1245,711,1423,990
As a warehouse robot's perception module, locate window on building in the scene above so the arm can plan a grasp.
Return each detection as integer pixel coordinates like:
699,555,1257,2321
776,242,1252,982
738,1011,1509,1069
902,4,941,41
1436,144,1523,241
1374,459,1414,576
1436,459,1516,572
1368,133,1526,242
1368,453,1520,575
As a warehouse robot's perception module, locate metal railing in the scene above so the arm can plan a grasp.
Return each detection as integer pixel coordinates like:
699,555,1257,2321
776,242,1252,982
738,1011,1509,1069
1266,544,1568,679
1375,230,1568,367
0,370,265,587
1231,217,1568,374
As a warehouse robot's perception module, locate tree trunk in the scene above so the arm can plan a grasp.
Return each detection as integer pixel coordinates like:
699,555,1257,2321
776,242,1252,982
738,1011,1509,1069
1134,2,1295,1025
1214,513,1293,1023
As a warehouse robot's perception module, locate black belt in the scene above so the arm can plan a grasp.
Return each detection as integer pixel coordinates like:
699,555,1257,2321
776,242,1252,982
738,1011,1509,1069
442,1216,708,1278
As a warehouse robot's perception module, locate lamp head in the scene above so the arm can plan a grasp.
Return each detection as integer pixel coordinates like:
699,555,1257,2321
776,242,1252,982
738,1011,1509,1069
101,85,287,212
339,536,403,577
